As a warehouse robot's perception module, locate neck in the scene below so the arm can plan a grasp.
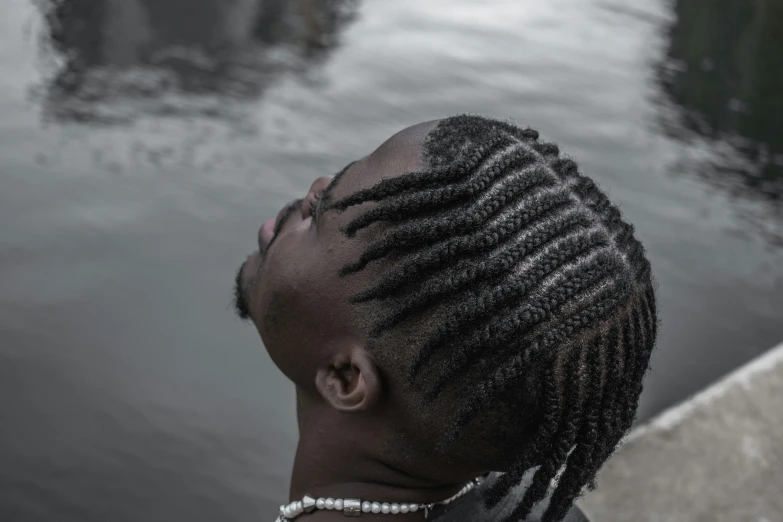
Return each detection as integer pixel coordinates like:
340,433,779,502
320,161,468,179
287,392,476,521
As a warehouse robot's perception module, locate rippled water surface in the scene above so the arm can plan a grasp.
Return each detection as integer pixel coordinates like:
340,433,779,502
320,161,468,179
1,0,781,520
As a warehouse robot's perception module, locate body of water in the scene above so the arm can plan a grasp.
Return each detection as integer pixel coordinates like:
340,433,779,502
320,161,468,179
1,0,781,520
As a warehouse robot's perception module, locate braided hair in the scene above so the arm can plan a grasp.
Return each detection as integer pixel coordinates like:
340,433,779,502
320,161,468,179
324,115,657,522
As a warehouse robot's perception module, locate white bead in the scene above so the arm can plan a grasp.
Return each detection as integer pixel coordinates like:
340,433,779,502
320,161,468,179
362,502,371,513
409,504,419,512
400,504,409,513
371,502,381,513
284,506,292,518
279,506,286,516
296,501,303,513
334,499,343,511
381,503,391,514
325,498,335,510
316,498,325,509
391,503,400,514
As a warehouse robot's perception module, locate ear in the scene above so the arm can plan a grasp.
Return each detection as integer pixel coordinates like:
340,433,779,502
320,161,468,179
315,345,381,413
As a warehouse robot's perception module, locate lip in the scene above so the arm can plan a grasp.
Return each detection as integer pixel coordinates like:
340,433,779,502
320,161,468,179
258,218,276,252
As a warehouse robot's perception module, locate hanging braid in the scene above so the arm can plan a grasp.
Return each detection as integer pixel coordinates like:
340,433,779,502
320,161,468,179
327,115,658,522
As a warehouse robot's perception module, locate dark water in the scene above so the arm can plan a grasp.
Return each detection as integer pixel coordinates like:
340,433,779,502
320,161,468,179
1,0,781,520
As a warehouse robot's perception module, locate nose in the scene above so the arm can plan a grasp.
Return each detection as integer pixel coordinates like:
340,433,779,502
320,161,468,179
301,176,334,220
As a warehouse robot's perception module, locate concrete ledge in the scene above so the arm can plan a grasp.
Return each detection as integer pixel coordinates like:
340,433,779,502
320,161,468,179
579,342,783,522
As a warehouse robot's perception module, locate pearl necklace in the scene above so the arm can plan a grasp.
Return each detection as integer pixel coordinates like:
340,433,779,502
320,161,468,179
275,477,484,521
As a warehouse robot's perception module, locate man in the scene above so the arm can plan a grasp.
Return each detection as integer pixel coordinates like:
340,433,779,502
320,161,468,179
234,115,657,522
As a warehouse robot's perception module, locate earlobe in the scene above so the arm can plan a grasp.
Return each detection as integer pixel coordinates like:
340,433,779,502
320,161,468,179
315,347,381,413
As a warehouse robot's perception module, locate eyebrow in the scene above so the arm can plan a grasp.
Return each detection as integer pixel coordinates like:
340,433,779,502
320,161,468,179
321,161,356,204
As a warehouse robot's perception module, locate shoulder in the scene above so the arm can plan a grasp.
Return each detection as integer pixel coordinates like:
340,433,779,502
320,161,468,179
561,504,591,522
434,473,592,522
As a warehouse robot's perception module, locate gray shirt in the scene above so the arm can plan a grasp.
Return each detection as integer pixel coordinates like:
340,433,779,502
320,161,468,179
432,473,590,522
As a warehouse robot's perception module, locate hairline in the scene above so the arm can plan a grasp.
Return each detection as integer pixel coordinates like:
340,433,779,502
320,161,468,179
321,160,357,204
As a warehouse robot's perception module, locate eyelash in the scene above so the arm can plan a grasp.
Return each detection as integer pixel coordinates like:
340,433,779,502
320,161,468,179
309,192,322,221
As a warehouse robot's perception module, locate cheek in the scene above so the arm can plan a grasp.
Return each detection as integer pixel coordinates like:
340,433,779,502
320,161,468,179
254,224,357,331
251,237,338,383
254,252,306,343
254,271,316,384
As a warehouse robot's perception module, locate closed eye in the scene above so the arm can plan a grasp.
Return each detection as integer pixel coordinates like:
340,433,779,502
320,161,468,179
268,199,303,251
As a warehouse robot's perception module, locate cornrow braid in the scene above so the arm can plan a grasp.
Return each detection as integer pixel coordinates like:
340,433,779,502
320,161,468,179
338,164,562,276
405,232,613,377
330,115,658,522
350,206,591,305
373,223,608,338
340,146,541,237
325,134,515,212
425,253,625,400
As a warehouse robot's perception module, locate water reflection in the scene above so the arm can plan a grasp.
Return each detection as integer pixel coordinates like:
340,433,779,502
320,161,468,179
3,1,783,520
657,0,783,246
38,0,359,123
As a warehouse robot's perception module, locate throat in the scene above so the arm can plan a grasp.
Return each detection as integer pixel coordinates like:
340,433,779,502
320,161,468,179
286,407,482,521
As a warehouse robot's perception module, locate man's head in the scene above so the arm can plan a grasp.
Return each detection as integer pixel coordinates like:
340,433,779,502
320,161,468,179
234,115,657,522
